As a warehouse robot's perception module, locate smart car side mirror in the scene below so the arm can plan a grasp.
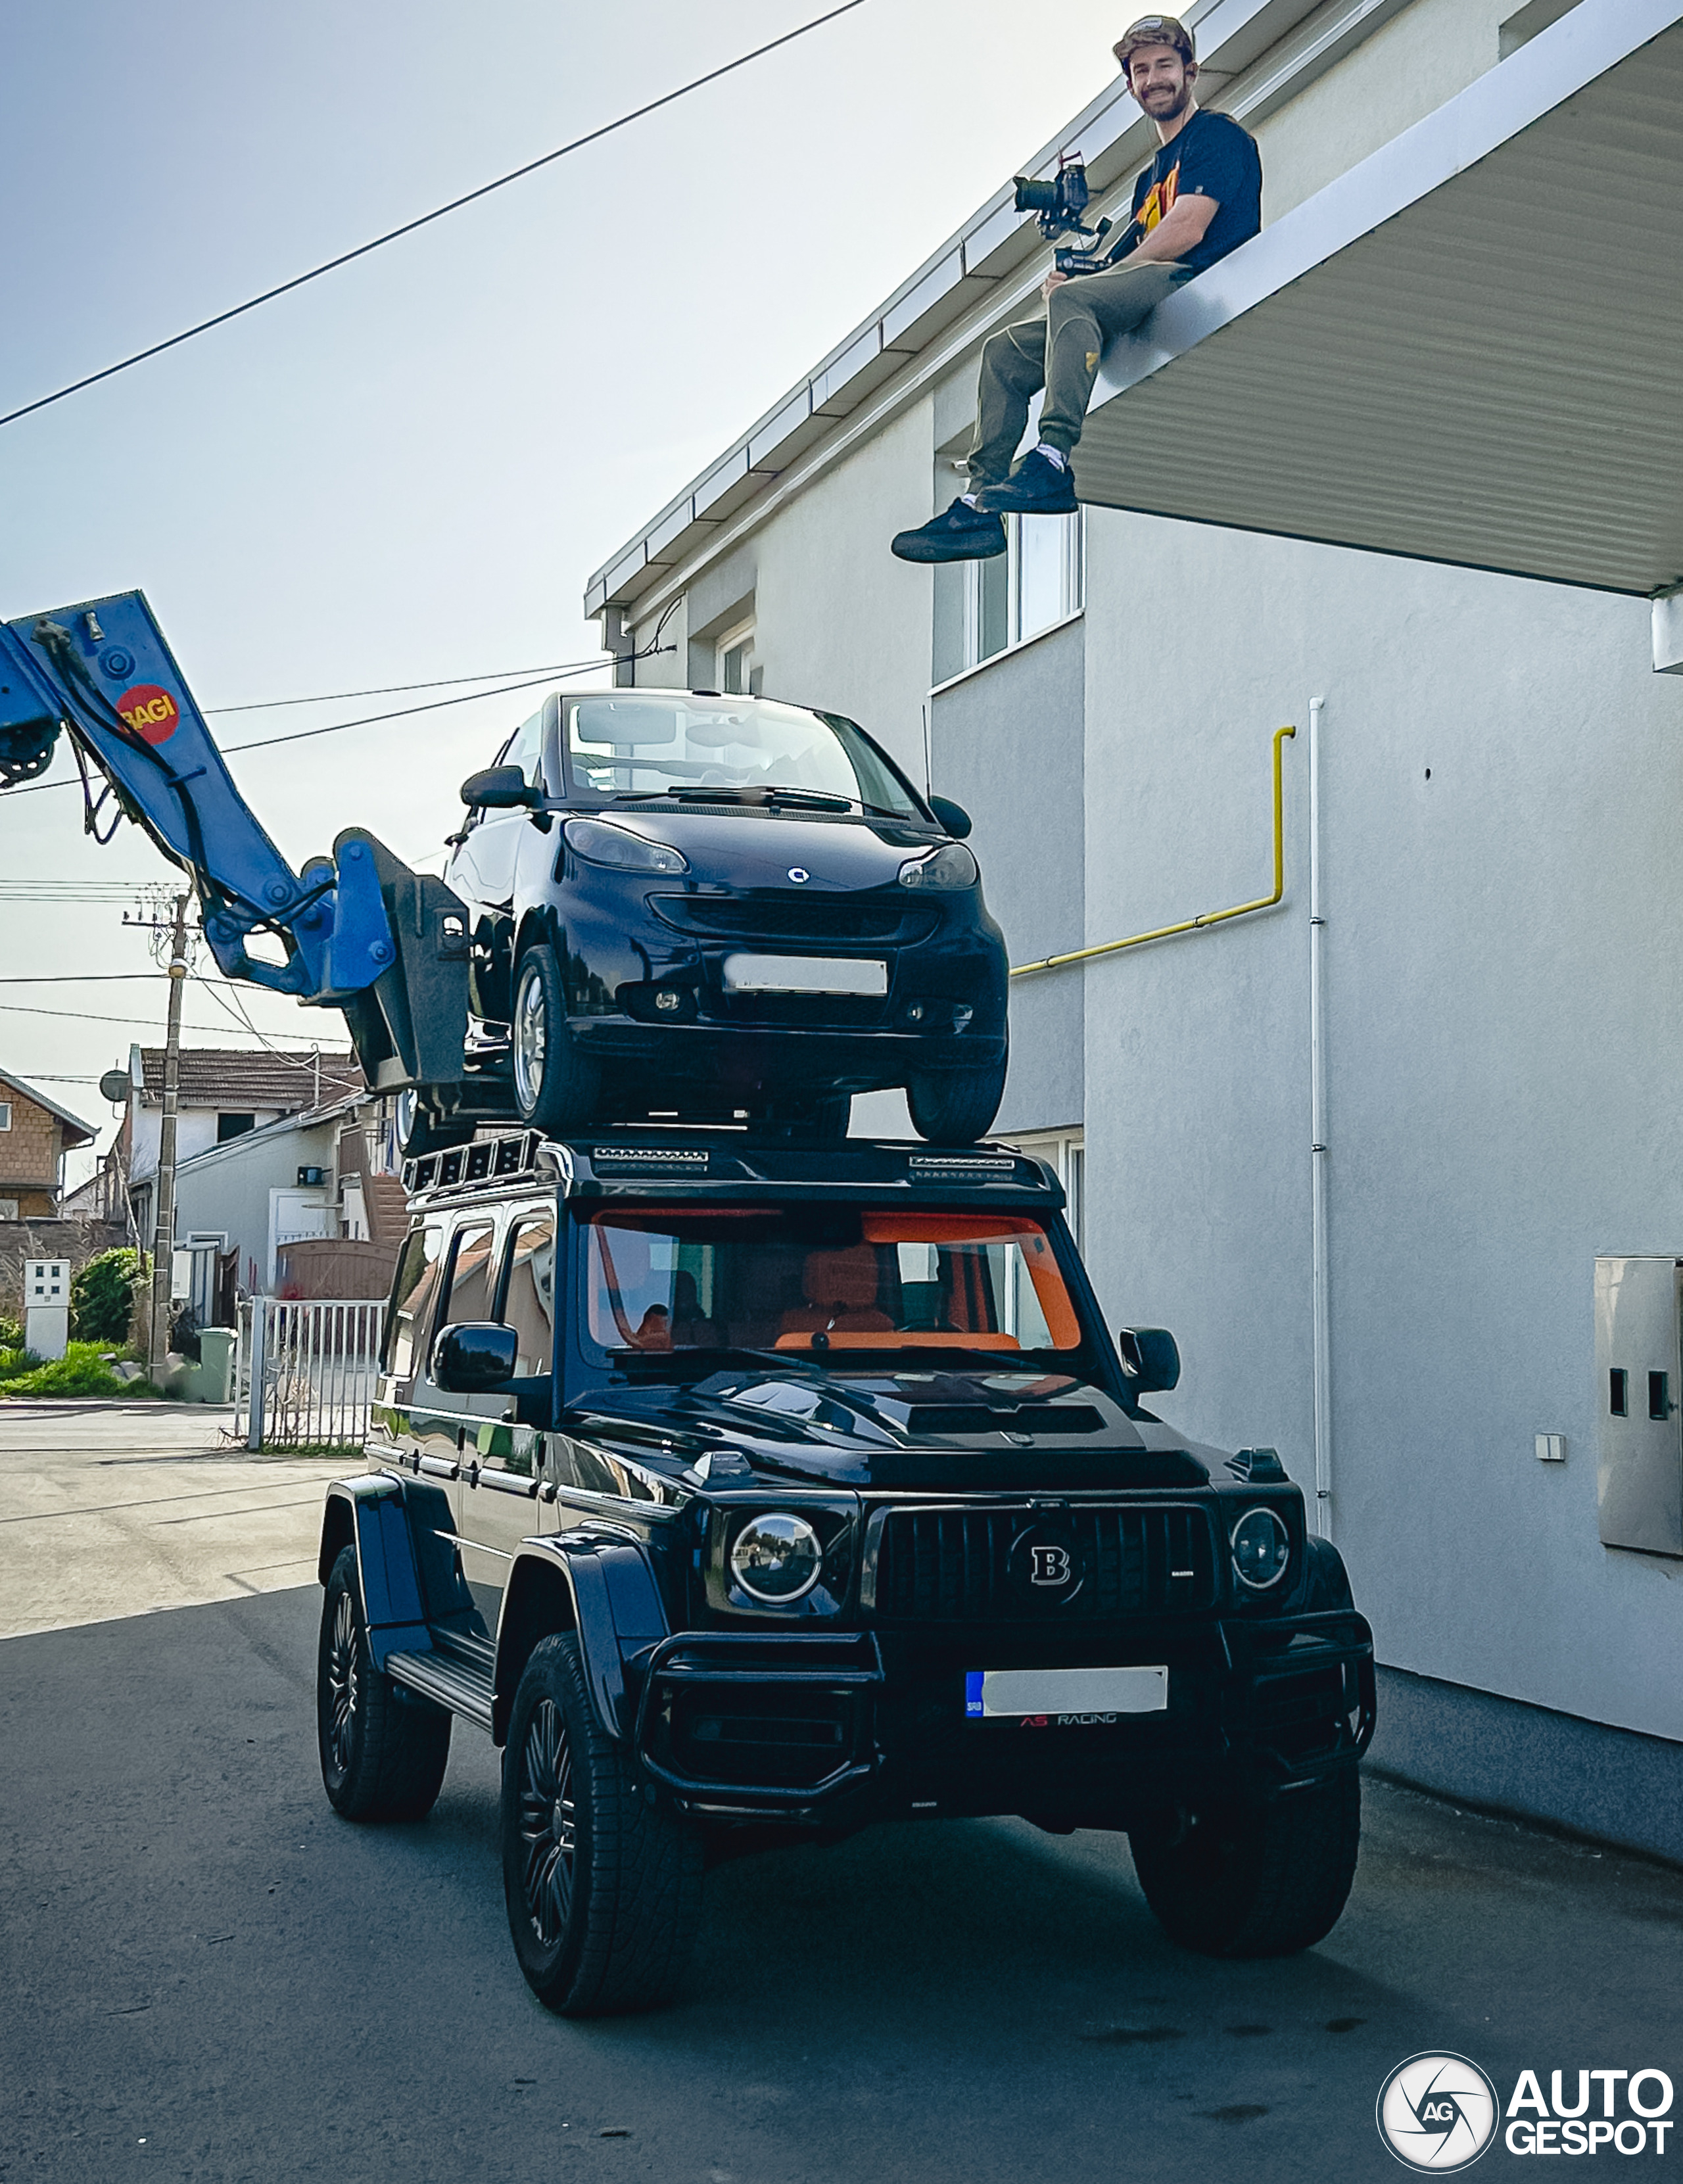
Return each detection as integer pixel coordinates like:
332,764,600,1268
928,794,972,840
460,764,539,810
431,1321,519,1392
1117,1326,1180,1394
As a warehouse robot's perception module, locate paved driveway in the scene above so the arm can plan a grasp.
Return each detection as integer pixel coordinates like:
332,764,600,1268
2,1406,1680,2183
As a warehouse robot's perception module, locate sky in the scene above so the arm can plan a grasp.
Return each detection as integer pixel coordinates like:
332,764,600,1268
0,0,1140,1178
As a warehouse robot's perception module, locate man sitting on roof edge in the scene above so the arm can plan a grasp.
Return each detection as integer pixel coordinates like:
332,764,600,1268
892,14,1262,565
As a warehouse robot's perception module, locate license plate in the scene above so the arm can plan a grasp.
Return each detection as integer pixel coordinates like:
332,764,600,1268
965,1665,1168,1721
723,953,888,997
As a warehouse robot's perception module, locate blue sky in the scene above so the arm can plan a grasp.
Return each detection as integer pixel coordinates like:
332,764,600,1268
1,0,1134,1166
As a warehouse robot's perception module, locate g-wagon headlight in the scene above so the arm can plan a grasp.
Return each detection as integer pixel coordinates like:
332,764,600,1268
898,843,978,890
1231,1506,1291,1591
564,817,688,874
730,1511,823,1603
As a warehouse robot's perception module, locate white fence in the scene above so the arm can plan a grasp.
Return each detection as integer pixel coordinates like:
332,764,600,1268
235,1298,384,1452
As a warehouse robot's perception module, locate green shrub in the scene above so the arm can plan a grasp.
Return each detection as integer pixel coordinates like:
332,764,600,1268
70,1248,147,1345
0,1341,159,1400
0,1314,21,1350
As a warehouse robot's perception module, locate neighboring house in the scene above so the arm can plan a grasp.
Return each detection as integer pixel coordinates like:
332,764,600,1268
0,1068,95,1221
581,1,1683,1862
164,1089,404,1318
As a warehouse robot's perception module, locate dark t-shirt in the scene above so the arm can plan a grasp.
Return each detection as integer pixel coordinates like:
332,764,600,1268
1122,108,1262,277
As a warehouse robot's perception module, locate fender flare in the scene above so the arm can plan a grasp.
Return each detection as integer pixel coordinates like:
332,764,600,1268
495,1532,669,1745
318,1472,448,1668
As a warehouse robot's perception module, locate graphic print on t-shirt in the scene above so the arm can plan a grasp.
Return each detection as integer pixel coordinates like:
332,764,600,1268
1135,166,1180,238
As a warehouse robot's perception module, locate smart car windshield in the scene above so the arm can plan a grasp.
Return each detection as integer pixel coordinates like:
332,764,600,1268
565,694,922,819
578,1205,1087,1364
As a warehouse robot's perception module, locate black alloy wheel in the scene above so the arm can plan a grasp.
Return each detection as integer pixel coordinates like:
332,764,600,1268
500,1634,703,2015
316,1546,451,1822
511,943,600,1133
905,1055,1008,1146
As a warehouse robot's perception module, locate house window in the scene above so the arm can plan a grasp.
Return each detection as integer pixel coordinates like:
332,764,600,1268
717,621,763,696
962,511,1083,674
0,1199,17,1222
217,1112,256,1143
998,1127,1085,1253
0,1102,11,1130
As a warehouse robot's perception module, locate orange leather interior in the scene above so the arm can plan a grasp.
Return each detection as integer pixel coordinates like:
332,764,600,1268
778,1245,895,1338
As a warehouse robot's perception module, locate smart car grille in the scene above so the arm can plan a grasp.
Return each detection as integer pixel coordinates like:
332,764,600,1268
650,895,938,945
870,1505,1218,1621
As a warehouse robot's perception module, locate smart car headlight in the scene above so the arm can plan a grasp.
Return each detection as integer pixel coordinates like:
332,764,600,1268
730,1511,823,1603
897,843,978,890
563,817,688,874
1231,1506,1291,1591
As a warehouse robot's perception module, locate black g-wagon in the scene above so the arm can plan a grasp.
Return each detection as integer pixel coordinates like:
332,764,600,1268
316,1131,1374,2015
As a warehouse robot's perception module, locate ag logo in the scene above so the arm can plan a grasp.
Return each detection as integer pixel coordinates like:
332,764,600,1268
787,867,809,884
1377,2053,1499,2172
1007,1524,1083,1606
114,682,180,746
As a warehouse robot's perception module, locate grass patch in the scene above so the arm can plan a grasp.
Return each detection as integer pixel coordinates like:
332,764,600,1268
0,1342,162,1399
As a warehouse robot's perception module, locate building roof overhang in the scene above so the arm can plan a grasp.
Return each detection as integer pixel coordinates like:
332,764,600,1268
1078,0,1683,596
0,1068,96,1148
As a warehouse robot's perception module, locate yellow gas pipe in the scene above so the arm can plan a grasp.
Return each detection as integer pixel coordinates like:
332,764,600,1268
1008,724,1296,978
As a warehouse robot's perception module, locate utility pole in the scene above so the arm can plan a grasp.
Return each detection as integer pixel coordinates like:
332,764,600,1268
146,892,190,1382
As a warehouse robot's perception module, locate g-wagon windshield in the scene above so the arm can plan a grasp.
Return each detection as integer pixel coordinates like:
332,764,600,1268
579,1205,1086,1364
565,694,922,819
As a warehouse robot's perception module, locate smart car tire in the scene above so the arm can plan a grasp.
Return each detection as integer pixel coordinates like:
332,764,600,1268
511,943,600,1133
501,1634,703,2016
905,1056,1008,1145
317,1547,452,1822
395,1086,475,1160
1129,1769,1361,1957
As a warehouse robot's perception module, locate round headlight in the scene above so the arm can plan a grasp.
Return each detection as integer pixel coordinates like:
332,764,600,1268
730,1511,823,1603
897,843,979,890
1231,1506,1291,1591
563,816,688,874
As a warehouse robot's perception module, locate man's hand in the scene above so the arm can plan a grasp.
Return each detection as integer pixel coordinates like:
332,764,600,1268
1041,270,1070,303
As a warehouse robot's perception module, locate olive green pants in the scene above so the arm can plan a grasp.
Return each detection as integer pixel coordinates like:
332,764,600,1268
966,258,1193,488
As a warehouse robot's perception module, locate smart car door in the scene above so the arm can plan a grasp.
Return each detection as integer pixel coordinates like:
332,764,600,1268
458,707,547,1022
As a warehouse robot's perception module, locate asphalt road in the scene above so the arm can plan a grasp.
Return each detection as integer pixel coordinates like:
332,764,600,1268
5,1575,1683,2184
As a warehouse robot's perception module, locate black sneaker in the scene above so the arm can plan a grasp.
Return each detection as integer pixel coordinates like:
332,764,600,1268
891,497,1008,563
975,450,1079,515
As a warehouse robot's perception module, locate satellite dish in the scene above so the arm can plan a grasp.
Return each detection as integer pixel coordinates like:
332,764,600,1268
99,1068,131,1106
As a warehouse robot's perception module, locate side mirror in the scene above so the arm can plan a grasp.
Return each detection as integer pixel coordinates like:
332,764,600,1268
1117,1326,1180,1394
460,764,539,810
928,794,972,840
431,1321,519,1392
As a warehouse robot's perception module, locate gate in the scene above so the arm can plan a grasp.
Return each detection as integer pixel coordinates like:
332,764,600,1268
235,1298,384,1452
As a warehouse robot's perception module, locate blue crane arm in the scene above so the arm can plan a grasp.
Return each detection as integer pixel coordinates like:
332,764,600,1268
0,588,471,1094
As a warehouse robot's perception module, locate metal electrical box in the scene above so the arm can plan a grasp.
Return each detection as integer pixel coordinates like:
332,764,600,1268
1595,1255,1683,1557
23,1256,70,1362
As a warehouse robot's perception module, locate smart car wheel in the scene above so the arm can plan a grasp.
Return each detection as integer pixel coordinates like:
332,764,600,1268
501,1634,703,2015
511,943,600,1133
906,1056,1007,1145
395,1086,474,1160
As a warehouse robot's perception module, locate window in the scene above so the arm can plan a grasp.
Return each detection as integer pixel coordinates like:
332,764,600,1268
217,1112,255,1143
0,1200,17,1222
999,1129,1085,1254
961,511,1083,675
497,1209,557,1377
502,708,546,788
581,1205,1085,1359
716,621,763,697
565,694,921,816
440,1220,498,1326
383,1220,444,1377
0,1102,11,1130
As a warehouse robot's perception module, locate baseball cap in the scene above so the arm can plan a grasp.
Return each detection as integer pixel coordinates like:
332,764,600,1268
1114,14,1196,68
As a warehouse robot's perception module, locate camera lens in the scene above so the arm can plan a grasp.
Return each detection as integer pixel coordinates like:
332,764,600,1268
1014,177,1059,214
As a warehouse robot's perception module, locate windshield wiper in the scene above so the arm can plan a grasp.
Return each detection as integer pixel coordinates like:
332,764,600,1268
610,784,911,820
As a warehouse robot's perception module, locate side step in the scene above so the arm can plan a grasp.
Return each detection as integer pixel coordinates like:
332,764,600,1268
387,1638,495,1733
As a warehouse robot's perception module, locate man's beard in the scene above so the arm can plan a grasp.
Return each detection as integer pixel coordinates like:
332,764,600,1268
1144,82,1191,119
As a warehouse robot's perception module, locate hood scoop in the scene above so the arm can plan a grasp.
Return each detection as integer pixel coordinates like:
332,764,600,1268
903,1404,1105,1436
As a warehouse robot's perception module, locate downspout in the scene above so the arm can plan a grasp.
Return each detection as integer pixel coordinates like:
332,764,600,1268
1309,696,1332,1538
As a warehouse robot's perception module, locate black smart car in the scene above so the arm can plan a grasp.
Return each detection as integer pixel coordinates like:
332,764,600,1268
440,690,1008,1145
316,1130,1375,2017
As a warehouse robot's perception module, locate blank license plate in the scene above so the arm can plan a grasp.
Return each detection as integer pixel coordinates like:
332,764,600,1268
965,1665,1168,1721
722,953,888,996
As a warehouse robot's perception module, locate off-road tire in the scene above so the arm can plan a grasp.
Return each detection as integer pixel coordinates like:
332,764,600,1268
1129,1769,1361,1957
395,1087,475,1160
501,1633,703,2016
906,1056,1007,1146
511,943,600,1134
317,1547,451,1822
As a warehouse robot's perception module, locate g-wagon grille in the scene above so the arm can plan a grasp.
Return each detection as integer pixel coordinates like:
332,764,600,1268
869,1505,1218,1621
650,894,937,945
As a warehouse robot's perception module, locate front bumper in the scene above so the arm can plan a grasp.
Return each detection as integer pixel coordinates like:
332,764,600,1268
631,1610,1375,1826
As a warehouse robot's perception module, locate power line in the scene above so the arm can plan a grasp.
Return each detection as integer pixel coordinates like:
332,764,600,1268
0,1,868,432
0,997,324,1037
205,661,596,713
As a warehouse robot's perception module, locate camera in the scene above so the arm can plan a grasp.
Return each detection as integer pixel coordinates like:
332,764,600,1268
1014,154,1122,278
